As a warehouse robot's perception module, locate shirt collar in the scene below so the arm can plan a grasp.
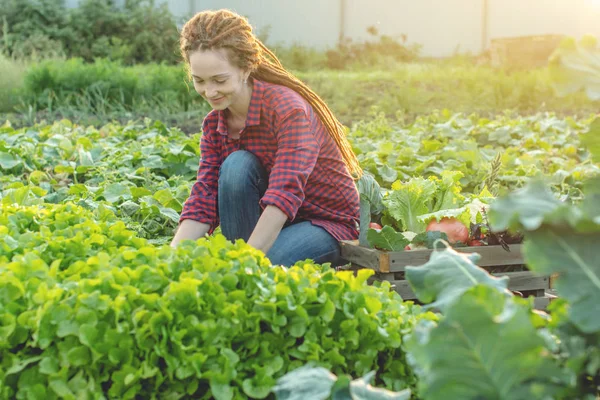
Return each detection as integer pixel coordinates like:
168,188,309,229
216,78,264,136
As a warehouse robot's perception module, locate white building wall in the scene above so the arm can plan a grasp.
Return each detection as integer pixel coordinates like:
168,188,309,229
65,0,600,58
487,0,600,45
343,0,485,56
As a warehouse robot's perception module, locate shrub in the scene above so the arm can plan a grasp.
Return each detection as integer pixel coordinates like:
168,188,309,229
0,0,180,65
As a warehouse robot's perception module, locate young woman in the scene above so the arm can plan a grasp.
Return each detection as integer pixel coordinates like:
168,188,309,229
170,9,362,267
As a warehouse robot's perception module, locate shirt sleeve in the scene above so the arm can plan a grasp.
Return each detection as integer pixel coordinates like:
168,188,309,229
260,108,320,221
179,120,221,233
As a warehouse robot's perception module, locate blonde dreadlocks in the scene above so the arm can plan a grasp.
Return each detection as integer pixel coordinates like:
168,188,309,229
179,9,363,179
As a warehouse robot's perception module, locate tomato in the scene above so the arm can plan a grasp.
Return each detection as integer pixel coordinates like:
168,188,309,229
404,245,411,251
468,239,484,247
368,222,382,230
425,217,469,244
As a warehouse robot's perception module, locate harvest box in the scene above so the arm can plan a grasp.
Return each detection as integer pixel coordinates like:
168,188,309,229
339,241,554,310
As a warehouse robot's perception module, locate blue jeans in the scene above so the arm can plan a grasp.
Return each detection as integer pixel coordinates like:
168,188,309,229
218,150,341,267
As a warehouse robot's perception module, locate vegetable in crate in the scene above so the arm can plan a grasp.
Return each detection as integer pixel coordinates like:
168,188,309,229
425,217,469,245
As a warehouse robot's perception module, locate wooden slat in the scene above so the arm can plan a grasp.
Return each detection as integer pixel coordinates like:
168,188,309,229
340,241,524,272
381,271,549,301
534,296,550,310
387,245,524,271
340,241,390,272
339,240,386,272
500,271,550,291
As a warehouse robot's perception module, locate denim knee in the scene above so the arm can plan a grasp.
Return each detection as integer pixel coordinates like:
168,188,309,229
219,150,265,194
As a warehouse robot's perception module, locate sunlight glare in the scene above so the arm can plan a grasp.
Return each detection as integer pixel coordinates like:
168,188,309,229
585,0,600,8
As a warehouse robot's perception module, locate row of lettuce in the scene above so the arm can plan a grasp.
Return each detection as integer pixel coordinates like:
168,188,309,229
1,113,598,247
0,115,599,398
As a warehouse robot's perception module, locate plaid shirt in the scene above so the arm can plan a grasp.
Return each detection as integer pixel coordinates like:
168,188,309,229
179,79,360,241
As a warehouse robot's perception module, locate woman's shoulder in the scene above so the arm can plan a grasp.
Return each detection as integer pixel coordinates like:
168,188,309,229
260,80,310,118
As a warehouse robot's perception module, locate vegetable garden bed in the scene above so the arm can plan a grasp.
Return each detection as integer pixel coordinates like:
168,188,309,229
339,240,555,309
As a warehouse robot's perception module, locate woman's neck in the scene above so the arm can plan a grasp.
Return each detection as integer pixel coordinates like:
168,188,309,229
226,79,253,122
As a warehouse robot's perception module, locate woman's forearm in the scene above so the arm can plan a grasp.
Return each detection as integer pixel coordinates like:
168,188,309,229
170,219,211,247
247,205,288,254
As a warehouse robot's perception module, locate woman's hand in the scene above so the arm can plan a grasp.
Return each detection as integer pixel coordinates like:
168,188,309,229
247,205,288,254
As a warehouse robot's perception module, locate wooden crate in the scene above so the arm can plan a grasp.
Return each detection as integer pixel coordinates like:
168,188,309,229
339,240,553,309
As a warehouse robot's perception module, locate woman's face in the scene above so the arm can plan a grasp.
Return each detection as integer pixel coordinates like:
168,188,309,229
188,48,249,111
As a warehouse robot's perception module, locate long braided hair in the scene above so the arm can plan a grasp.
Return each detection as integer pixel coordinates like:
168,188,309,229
179,9,362,179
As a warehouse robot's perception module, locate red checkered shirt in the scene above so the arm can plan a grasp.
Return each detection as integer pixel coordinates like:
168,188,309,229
179,79,360,241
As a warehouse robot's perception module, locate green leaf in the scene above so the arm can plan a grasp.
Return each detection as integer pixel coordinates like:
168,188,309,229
142,155,165,169
0,152,22,169
549,35,600,100
39,357,60,375
349,371,411,399
66,346,91,367
242,377,273,399
417,206,471,229
131,187,153,199
154,189,175,206
290,316,307,338
384,178,436,232
411,231,449,249
582,177,600,221
55,165,74,174
366,225,409,251
406,285,560,400
523,227,600,333
488,180,562,232
405,246,510,311
432,170,464,211
120,200,140,216
581,117,600,163
49,379,75,398
272,365,337,400
102,183,132,203
68,184,89,196
210,380,234,400
377,165,398,183
159,207,180,224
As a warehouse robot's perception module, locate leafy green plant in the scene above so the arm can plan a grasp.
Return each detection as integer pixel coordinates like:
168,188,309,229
549,35,600,101
0,200,436,398
403,173,600,398
0,119,200,241
272,365,411,400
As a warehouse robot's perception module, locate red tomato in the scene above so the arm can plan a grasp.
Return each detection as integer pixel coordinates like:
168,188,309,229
425,217,469,244
369,222,382,230
404,245,411,251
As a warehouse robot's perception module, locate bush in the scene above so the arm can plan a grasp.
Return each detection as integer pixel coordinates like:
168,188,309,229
325,27,421,70
0,0,180,65
0,202,433,398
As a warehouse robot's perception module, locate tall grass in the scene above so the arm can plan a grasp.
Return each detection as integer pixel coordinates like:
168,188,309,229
297,63,599,123
1,57,598,131
0,53,28,113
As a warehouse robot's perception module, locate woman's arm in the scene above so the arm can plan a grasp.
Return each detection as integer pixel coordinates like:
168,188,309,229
170,219,211,248
172,117,222,247
247,205,288,254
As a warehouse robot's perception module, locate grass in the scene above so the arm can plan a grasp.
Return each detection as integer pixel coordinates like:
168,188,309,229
296,63,599,124
0,53,27,113
1,57,598,132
